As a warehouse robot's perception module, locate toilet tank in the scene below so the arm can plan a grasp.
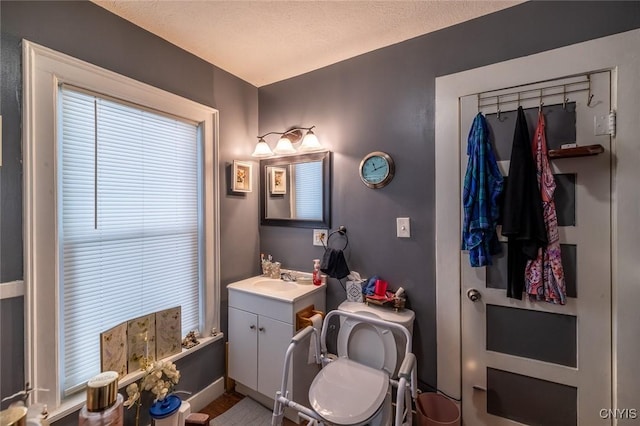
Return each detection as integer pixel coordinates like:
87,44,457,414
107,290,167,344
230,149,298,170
338,301,415,334
337,301,415,376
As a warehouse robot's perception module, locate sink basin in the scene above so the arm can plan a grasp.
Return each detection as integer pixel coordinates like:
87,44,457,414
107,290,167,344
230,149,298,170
228,274,325,303
253,279,298,292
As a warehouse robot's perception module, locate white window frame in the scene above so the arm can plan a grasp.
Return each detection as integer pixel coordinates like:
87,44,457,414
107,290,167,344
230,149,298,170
22,40,220,414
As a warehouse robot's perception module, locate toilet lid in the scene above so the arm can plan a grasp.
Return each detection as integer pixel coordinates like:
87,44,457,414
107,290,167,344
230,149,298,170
309,358,389,425
337,317,397,375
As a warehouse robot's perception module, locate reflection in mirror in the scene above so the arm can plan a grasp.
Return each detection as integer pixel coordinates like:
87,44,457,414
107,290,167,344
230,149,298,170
266,161,322,220
260,152,331,228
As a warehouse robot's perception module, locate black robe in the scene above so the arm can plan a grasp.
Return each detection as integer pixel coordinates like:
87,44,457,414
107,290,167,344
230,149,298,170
501,107,547,299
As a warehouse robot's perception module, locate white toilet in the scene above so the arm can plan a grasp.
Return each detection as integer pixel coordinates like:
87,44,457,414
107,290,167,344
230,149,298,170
308,301,415,425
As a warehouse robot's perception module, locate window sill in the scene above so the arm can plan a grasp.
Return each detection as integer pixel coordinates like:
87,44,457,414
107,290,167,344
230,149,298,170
46,333,224,423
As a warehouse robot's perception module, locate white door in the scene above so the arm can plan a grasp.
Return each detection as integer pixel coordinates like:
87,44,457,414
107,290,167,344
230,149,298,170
228,307,258,390
460,71,612,425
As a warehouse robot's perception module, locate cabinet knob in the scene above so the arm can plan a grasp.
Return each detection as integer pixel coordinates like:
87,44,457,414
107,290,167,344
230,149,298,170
259,327,265,332
250,325,256,330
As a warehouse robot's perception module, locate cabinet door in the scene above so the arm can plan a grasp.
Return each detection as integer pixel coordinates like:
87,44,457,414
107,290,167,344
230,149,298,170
228,307,258,390
257,316,294,399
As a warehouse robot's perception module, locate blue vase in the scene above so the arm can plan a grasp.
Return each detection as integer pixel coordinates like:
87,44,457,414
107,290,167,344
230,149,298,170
148,394,181,419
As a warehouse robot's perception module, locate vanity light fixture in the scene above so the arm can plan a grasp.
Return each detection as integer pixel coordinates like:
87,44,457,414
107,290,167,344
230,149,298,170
252,126,323,158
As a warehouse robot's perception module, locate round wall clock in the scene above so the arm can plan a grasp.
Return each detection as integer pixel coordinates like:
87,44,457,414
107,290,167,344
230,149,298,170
359,151,395,189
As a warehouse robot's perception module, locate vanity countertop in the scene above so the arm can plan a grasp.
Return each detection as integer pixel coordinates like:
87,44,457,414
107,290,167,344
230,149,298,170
227,275,326,303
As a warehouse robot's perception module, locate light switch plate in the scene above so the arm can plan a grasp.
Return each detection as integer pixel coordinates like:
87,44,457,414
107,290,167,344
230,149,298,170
313,229,328,246
396,217,410,238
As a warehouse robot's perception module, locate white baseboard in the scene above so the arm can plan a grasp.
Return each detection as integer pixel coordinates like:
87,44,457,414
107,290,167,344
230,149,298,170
187,376,225,412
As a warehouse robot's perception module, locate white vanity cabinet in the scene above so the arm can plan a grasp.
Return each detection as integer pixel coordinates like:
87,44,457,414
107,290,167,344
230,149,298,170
227,276,326,410
228,307,293,395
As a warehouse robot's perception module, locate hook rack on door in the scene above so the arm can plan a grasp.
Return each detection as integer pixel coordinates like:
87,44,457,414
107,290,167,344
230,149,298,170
476,73,592,112
476,72,607,160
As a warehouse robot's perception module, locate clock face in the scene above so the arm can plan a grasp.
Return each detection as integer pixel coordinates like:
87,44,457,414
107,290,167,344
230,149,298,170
359,151,395,188
362,156,389,184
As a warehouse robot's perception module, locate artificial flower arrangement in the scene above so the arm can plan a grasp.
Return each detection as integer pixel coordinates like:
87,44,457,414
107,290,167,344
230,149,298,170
124,360,181,426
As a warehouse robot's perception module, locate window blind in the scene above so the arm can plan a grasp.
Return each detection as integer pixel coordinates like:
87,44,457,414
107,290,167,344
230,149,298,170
294,161,323,220
59,87,202,393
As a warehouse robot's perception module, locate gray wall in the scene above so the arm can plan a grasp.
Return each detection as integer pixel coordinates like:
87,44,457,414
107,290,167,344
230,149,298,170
257,0,640,391
0,297,24,408
0,0,259,414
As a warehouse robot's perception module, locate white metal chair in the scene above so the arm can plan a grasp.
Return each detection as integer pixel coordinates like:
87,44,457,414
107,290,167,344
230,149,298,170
272,309,418,426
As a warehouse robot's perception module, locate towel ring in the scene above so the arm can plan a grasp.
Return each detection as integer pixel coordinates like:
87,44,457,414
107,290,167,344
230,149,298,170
326,225,348,250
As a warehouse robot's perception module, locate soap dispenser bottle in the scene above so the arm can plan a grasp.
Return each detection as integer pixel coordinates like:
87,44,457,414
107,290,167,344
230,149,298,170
312,259,322,286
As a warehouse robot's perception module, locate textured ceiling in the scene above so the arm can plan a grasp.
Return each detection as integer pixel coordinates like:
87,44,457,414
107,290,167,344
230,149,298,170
92,1,523,87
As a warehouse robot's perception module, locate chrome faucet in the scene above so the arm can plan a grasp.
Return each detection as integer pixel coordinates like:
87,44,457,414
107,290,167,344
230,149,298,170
281,272,296,282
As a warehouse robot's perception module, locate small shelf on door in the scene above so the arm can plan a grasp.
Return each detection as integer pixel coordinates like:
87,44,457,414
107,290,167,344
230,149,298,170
548,144,604,159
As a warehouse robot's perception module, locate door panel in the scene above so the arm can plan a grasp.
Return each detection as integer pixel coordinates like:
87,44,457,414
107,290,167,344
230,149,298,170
460,71,612,424
487,368,577,426
486,305,576,367
487,241,578,297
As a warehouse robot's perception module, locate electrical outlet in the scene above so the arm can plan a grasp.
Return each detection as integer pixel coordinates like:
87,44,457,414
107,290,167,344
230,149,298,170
313,229,328,246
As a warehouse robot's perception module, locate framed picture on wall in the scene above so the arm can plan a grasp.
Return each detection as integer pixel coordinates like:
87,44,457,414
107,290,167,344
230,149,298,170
232,160,252,192
270,166,287,194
